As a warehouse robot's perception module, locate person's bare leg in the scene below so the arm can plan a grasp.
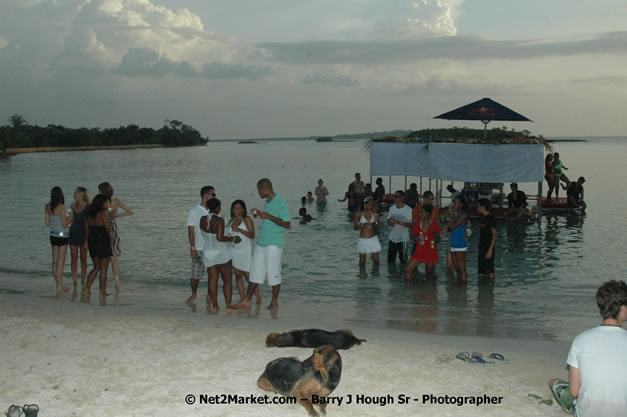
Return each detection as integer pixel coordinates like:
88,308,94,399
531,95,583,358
111,255,121,291
233,268,245,301
84,257,99,295
99,257,111,296
446,251,454,271
426,262,436,277
80,245,89,286
186,278,199,304
404,259,420,280
267,284,280,310
70,245,79,286
455,252,467,282
57,245,70,292
359,253,366,265
372,252,380,266
243,272,262,304
219,262,236,311
207,267,219,312
51,245,59,290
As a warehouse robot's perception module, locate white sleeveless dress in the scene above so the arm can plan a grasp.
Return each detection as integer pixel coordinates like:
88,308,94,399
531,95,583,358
227,219,252,272
201,214,232,268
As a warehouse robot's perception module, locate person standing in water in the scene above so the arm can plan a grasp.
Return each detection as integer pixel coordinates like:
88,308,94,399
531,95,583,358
227,199,261,305
45,186,71,293
477,198,497,279
83,194,113,297
355,196,381,266
69,187,90,287
314,179,329,203
234,179,290,310
98,182,134,292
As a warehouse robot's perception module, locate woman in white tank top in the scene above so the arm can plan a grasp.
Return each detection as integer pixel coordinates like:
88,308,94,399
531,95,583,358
200,199,239,312
227,200,261,304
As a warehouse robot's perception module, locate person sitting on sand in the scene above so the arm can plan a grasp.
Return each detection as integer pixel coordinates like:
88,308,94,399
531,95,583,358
548,280,627,417
314,179,329,203
83,194,113,297
505,183,527,221
565,177,586,210
200,198,239,312
298,207,314,224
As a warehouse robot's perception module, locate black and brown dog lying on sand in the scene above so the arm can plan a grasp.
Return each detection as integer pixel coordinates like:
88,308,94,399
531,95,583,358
258,345,342,417
265,329,366,350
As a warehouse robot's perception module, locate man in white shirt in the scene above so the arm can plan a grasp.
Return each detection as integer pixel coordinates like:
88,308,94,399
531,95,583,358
185,185,214,304
549,280,627,417
387,190,413,263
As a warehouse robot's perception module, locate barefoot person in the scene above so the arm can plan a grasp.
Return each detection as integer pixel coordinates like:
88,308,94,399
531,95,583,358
98,182,134,291
548,280,627,417
446,195,468,282
45,186,71,293
355,196,381,266
69,187,90,287
200,198,238,312
227,200,261,305
477,198,497,279
234,179,290,310
83,195,113,297
185,185,214,304
405,204,440,280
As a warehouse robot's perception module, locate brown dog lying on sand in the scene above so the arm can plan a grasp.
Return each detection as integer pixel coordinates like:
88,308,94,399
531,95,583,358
265,329,366,350
257,345,342,416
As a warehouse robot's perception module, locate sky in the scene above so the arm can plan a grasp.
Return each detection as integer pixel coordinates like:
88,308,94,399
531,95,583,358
1,0,626,139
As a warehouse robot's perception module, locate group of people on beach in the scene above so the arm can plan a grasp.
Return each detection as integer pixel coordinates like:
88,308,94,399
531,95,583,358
186,179,290,312
44,182,133,296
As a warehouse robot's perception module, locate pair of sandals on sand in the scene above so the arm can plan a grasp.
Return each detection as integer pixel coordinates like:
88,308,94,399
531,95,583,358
454,351,508,364
5,404,38,417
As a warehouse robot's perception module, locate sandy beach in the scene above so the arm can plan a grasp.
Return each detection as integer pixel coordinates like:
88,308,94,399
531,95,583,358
1,291,571,417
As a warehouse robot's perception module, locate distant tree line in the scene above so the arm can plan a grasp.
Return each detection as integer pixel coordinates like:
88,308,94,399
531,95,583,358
0,114,209,151
407,126,536,140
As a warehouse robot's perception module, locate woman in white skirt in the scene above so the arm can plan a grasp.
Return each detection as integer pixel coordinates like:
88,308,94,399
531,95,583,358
200,198,239,312
227,200,261,305
354,196,381,265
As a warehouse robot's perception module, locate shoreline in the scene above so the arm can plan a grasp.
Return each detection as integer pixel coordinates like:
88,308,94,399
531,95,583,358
0,284,572,417
3,144,166,154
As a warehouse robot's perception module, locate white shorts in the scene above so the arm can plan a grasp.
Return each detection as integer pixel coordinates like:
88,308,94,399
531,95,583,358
357,236,382,254
450,246,468,252
249,245,283,286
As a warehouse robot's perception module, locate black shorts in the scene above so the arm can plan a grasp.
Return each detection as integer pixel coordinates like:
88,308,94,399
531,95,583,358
50,236,70,246
478,251,495,274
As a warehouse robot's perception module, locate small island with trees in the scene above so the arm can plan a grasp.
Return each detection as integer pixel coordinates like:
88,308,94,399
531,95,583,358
0,114,209,155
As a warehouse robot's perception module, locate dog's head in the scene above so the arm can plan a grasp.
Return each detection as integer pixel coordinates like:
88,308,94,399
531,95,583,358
265,333,279,347
312,345,341,383
265,332,295,347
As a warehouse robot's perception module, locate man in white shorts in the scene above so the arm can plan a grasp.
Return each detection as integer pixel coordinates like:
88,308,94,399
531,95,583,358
234,178,290,310
548,280,627,416
185,185,214,304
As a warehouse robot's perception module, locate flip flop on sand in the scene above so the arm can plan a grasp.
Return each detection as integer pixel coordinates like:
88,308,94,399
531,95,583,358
6,405,23,417
22,404,39,417
455,352,471,362
527,393,553,406
488,353,509,362
435,354,455,364
469,352,495,365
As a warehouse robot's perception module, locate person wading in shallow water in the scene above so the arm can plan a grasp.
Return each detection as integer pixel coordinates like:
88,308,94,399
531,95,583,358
234,178,290,311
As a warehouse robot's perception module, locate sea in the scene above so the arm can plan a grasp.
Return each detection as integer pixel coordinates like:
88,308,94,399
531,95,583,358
1,137,625,342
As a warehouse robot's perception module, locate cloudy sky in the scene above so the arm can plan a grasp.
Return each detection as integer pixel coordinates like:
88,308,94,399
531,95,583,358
1,0,626,138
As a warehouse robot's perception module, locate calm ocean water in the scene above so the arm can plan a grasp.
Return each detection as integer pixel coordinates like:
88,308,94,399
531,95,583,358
1,138,625,342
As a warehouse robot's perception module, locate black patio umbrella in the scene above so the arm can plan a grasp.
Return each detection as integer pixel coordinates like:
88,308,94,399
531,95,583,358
434,97,532,139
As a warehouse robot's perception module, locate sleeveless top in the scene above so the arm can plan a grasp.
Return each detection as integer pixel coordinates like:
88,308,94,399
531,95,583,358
227,219,252,252
69,206,87,245
201,214,231,261
450,211,467,248
50,213,70,238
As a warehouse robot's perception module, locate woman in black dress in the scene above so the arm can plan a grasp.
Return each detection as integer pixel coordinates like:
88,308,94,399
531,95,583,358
83,194,113,297
69,186,90,287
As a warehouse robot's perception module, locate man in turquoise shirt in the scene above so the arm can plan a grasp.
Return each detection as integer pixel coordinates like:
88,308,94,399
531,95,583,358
234,178,290,310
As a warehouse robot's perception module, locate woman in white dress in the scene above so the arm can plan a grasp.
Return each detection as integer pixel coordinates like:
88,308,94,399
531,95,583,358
227,200,262,305
200,198,239,312
354,196,381,265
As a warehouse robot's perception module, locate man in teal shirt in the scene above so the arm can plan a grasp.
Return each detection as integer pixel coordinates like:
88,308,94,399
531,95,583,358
234,178,290,310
